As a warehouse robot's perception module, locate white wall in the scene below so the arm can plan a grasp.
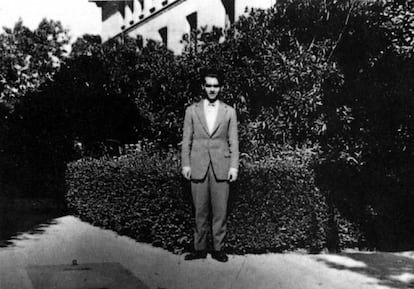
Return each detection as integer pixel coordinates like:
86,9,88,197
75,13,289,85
101,2,124,42
102,16,123,42
124,3,133,28
132,0,143,21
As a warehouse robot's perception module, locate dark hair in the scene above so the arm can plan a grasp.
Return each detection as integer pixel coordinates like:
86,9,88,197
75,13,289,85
200,67,224,86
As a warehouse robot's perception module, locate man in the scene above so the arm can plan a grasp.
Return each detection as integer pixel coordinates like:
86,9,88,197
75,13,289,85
181,69,239,262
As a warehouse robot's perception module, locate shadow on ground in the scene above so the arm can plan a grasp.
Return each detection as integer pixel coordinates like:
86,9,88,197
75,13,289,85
0,198,68,247
316,251,414,288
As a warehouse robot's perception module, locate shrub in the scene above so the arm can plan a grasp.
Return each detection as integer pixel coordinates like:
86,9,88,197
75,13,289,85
66,149,193,253
319,0,414,250
228,149,328,253
66,147,360,254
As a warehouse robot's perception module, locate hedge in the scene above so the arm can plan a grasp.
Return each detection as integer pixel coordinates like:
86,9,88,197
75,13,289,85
65,148,359,254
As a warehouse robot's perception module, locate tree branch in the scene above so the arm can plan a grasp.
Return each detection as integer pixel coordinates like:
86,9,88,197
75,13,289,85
327,0,356,61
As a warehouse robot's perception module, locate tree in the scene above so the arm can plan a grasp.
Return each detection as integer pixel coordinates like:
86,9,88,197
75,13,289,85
70,34,103,58
381,0,414,56
0,19,69,110
0,19,70,197
313,0,414,249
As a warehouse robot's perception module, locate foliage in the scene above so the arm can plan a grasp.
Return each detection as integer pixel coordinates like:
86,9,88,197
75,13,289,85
66,148,348,254
2,0,414,250
316,0,414,249
53,53,142,153
66,149,192,252
381,0,414,56
178,9,340,152
0,51,146,197
70,34,103,58
69,35,189,148
0,19,70,197
229,0,414,250
62,3,342,152
0,19,69,110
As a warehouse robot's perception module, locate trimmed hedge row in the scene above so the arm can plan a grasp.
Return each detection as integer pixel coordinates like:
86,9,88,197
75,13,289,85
65,148,357,254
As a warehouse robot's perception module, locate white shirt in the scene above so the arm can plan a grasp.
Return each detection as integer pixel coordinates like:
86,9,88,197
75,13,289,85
204,99,219,135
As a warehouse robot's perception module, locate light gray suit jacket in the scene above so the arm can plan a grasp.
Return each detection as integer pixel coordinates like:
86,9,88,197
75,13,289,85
181,100,239,180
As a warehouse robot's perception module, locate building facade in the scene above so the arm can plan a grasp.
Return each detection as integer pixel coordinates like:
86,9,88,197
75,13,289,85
90,0,276,53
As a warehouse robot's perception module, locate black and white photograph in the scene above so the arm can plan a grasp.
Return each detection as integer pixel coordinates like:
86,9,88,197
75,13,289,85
0,0,414,288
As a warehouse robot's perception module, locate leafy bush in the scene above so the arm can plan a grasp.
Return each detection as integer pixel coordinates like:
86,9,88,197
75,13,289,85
229,149,328,253
318,0,414,250
0,19,69,110
4,0,414,250
66,149,193,253
66,148,360,254
0,20,70,197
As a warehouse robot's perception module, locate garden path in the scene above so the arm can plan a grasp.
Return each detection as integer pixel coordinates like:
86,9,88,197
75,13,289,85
0,215,413,289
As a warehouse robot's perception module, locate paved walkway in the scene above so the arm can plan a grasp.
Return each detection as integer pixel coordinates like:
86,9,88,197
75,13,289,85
1,216,414,289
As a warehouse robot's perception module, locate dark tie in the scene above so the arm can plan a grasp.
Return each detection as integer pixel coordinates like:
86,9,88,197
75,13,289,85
208,102,216,107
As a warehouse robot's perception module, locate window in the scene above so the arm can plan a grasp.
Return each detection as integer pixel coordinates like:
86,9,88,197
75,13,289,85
102,2,119,21
186,12,197,32
159,27,168,46
186,12,198,53
138,0,144,10
222,0,235,25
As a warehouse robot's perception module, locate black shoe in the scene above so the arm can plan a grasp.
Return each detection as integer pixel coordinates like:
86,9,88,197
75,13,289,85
211,250,228,262
184,250,207,260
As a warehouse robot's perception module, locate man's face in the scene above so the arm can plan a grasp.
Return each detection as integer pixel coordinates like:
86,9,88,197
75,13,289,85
202,76,221,101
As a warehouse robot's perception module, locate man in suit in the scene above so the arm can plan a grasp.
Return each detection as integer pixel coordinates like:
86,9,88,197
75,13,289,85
181,69,239,262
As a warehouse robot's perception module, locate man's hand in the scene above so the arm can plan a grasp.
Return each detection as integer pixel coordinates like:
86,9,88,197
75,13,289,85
228,168,238,182
182,166,191,180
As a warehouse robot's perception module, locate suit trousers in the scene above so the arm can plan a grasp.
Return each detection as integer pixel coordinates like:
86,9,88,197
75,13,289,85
191,163,229,251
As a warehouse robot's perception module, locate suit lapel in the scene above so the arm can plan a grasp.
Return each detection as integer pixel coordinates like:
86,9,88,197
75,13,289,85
210,101,226,137
195,100,210,135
